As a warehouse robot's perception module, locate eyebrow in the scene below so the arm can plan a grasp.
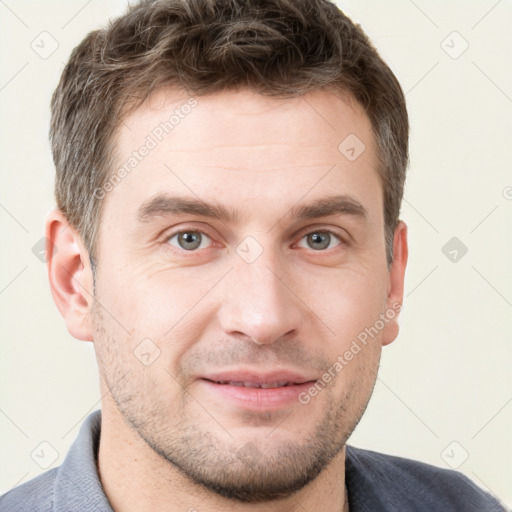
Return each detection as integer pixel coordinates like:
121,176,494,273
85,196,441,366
137,193,367,224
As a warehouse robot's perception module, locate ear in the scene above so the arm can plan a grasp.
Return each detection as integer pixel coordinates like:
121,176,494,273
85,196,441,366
45,209,95,341
381,220,408,346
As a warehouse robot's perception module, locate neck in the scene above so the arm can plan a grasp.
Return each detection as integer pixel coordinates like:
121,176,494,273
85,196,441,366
97,401,348,512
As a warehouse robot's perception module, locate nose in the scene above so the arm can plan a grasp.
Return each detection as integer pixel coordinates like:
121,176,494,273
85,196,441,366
217,249,304,346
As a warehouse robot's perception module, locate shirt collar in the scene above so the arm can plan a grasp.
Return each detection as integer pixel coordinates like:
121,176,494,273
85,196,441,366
53,409,113,512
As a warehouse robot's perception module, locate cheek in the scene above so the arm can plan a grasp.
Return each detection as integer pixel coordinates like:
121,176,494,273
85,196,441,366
92,260,225,384
91,291,185,417
96,256,217,332
312,268,389,347
323,323,382,419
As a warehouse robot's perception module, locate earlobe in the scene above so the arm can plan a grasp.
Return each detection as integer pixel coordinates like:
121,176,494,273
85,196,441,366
46,209,95,341
382,220,408,346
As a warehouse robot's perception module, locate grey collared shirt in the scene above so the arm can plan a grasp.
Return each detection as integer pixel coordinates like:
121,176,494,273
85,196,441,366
1,411,113,512
0,410,506,511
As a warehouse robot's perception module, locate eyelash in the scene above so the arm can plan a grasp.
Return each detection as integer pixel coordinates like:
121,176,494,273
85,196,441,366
162,226,348,255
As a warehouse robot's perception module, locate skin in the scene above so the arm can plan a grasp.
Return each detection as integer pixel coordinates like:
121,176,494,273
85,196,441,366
47,87,407,512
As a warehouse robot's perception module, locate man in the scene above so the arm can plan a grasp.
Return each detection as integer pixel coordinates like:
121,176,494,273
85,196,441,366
0,0,505,510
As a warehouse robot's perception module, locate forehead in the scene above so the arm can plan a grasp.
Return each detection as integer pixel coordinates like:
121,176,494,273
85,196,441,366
118,87,375,158
105,87,381,226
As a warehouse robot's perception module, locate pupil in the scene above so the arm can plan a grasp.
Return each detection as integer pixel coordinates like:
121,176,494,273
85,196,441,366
180,232,201,250
309,232,329,250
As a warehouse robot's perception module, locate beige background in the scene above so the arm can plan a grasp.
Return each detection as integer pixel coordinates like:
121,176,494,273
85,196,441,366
1,0,511,507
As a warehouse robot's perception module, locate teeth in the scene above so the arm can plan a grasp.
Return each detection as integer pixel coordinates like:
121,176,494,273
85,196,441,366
260,382,290,388
242,381,260,388
214,380,292,388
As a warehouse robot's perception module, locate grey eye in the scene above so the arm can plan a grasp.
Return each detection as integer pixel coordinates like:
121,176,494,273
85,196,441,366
308,232,330,250
167,231,211,251
298,231,342,251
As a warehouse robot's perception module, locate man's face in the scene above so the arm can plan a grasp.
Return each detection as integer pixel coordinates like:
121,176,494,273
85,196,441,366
90,88,402,502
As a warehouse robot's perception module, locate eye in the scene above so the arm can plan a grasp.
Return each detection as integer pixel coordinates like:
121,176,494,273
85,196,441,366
166,230,213,251
163,227,345,254
296,230,344,251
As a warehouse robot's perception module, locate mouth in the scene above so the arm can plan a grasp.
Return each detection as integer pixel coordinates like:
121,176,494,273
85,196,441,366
208,380,298,389
197,370,318,411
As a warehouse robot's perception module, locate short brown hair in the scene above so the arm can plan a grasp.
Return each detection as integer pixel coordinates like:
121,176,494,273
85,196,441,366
50,0,408,266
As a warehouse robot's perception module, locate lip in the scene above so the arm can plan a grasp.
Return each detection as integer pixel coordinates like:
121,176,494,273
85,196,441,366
201,369,317,385
196,369,318,411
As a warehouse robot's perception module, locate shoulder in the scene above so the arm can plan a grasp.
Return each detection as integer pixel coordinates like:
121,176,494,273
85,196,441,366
0,468,58,512
345,445,506,511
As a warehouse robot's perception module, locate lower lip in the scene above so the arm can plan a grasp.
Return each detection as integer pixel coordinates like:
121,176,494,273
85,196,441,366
198,379,315,411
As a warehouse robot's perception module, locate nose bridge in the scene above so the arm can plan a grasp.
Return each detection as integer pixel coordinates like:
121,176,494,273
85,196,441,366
218,241,302,345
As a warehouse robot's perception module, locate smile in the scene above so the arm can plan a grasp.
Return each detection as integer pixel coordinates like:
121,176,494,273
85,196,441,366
211,380,295,388
197,371,318,411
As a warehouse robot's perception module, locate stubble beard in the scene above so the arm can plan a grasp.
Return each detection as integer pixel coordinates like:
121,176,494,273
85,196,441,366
92,304,376,503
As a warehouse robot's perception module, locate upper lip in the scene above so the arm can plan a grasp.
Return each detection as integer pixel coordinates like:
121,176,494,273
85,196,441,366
199,369,318,386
